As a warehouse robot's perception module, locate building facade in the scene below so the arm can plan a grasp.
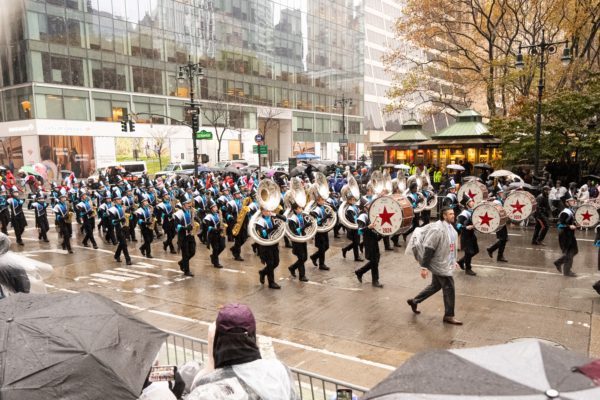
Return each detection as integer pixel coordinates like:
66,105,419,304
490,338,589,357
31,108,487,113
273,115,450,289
0,0,364,178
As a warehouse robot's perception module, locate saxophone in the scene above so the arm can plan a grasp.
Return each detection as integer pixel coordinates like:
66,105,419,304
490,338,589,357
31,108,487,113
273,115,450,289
233,197,252,236
124,213,130,227
218,208,227,237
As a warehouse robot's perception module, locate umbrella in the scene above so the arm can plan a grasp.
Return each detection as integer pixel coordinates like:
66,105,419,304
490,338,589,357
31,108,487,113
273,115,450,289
382,163,396,168
489,169,514,177
0,166,6,170
395,164,411,170
267,171,277,178
0,292,168,400
59,170,75,180
32,163,48,179
446,164,465,170
361,339,600,400
18,166,41,178
296,153,320,160
273,171,289,180
509,181,533,189
197,166,210,172
290,165,308,177
474,163,493,170
224,167,244,175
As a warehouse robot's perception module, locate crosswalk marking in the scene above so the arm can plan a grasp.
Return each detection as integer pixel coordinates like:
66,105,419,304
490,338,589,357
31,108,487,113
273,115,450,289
114,268,163,278
103,270,144,279
90,273,134,282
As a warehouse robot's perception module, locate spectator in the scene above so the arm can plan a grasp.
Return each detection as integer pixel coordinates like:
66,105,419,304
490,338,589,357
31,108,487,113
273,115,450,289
578,184,589,202
524,171,533,185
463,160,472,177
139,354,185,400
188,303,299,400
550,181,566,217
591,183,599,199
479,169,489,182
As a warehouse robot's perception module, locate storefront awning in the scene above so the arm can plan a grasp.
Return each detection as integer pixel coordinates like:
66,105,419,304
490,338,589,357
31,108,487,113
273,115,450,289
416,137,501,149
370,142,421,150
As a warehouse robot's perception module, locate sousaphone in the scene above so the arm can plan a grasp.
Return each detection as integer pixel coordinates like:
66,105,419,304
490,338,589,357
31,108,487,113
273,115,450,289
283,177,318,242
248,179,287,246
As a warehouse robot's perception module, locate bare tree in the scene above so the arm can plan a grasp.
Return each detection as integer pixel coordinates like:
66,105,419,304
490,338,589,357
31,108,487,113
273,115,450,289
147,125,179,170
200,96,234,163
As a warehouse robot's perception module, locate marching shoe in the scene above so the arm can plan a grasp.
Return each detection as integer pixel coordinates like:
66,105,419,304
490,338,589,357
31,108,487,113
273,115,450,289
487,247,494,258
355,270,363,283
140,247,145,256
146,255,154,259
394,243,403,248
497,256,508,262
531,241,540,246
126,259,132,265
457,260,465,270
234,256,244,262
564,271,577,277
443,316,463,325
68,249,74,254
288,266,297,277
114,257,122,262
310,254,318,267
259,270,266,284
299,277,309,282
354,257,364,262
83,243,90,248
407,299,420,314
465,270,477,276
385,247,394,251
319,265,330,271
184,271,194,277
93,245,98,249
538,241,547,246
170,250,177,254
554,260,562,273
268,282,281,289
372,281,384,288
342,248,347,259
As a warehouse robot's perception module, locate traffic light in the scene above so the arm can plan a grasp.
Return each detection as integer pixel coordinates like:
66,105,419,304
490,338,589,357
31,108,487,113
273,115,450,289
191,114,199,133
129,119,135,132
201,154,209,163
121,120,128,132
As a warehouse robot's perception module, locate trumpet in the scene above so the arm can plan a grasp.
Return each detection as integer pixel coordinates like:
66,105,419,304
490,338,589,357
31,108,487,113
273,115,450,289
124,213,130,227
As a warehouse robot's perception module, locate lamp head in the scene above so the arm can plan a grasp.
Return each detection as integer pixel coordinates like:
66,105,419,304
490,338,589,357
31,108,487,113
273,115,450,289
561,43,572,67
178,69,185,83
515,51,524,71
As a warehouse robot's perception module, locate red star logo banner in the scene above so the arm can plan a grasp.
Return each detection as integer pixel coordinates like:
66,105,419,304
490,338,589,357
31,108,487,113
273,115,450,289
379,207,395,226
581,211,593,221
479,212,493,226
467,190,477,199
511,200,525,214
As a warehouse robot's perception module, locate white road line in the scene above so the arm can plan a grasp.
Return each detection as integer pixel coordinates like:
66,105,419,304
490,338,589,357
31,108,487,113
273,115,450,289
90,278,109,283
135,262,158,269
104,270,144,279
471,264,561,275
73,246,175,262
165,268,184,274
45,284,55,288
222,268,246,274
59,288,79,293
116,302,146,311
147,310,395,371
114,268,163,278
306,281,362,291
507,234,522,236
90,273,134,282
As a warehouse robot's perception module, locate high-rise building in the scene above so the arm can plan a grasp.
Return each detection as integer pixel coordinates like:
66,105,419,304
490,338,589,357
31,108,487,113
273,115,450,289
0,0,364,178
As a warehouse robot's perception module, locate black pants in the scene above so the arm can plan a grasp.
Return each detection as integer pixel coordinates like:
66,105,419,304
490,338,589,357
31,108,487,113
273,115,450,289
391,234,401,246
333,222,342,237
59,220,72,251
458,252,474,271
403,219,419,239
555,249,577,274
284,235,292,247
231,232,247,257
140,227,153,257
413,274,455,317
291,242,308,278
343,233,360,259
259,246,279,285
488,239,507,259
82,219,97,247
115,231,130,262
421,210,431,226
532,215,549,243
0,210,9,235
99,216,108,232
179,236,196,273
383,236,392,249
356,253,380,282
209,234,226,267
12,215,26,243
312,232,329,266
128,219,137,240
105,223,117,244
163,223,175,252
36,215,49,241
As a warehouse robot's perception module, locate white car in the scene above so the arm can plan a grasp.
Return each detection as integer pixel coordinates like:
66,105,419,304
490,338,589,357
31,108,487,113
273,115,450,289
154,163,196,179
88,161,147,181
270,161,289,172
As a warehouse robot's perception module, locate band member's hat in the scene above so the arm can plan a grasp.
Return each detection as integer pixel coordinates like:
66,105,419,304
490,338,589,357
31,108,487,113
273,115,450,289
450,179,456,188
460,193,472,206
207,199,217,209
250,187,257,198
232,184,241,195
11,186,19,193
359,196,371,209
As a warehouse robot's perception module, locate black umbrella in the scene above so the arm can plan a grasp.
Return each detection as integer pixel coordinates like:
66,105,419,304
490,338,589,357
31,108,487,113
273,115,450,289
361,339,599,400
509,181,533,189
224,167,244,175
273,171,289,180
290,165,307,177
0,292,168,400
474,163,493,170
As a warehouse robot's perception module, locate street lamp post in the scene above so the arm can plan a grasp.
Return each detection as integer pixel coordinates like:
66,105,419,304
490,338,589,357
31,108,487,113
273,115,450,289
334,95,352,161
178,56,204,179
514,29,572,178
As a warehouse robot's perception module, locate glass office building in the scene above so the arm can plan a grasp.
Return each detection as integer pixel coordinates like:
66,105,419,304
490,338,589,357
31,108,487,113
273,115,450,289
0,0,364,176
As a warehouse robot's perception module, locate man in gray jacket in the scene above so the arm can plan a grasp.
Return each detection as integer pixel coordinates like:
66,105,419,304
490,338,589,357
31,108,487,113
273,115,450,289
407,206,462,325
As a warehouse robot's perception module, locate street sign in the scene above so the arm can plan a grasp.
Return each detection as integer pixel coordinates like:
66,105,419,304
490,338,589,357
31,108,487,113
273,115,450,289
254,134,264,144
253,145,268,154
196,130,212,140
186,108,199,115
339,139,348,147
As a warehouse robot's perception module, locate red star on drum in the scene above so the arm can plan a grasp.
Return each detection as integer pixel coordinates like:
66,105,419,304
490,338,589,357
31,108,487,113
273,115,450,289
581,211,593,221
511,200,525,214
479,212,493,226
379,207,395,226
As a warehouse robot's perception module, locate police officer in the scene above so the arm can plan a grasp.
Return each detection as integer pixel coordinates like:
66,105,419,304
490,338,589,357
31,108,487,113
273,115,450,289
28,193,50,242
486,185,508,262
355,197,384,288
75,189,98,249
136,195,154,259
554,194,578,277
204,199,226,269
7,186,27,246
174,198,196,276
456,193,478,276
156,189,177,254
532,186,551,246
109,196,132,265
53,192,73,253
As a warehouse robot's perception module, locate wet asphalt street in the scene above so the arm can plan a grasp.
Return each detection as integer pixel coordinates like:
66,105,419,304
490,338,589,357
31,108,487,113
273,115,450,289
11,209,600,388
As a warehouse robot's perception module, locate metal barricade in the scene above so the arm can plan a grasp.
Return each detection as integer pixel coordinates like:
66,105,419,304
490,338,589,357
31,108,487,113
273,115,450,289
159,329,370,399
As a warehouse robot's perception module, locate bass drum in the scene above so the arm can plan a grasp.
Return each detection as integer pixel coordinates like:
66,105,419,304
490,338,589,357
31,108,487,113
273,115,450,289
368,194,414,236
457,181,488,206
504,191,536,222
575,201,600,228
471,201,507,234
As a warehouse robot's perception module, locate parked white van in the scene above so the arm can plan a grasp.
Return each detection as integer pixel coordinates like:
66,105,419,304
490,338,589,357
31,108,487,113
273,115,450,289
88,161,147,181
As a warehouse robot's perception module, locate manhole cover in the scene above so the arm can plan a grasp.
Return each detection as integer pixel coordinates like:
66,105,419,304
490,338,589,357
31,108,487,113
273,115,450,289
559,288,599,300
508,338,567,350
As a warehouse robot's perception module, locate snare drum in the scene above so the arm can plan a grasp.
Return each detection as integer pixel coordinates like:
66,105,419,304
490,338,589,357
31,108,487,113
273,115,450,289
504,191,537,221
369,194,414,236
458,181,488,206
575,201,600,227
472,201,507,234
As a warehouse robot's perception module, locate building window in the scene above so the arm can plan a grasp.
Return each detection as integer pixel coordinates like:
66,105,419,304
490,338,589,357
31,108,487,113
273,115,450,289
35,87,65,119
93,92,129,122
63,89,90,121
3,87,34,120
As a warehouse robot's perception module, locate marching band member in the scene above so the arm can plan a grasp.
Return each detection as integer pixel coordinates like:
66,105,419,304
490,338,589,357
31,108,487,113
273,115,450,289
309,192,331,271
109,196,132,265
226,185,245,262
287,202,313,282
194,183,208,244
99,196,117,245
486,185,508,262
7,186,27,246
554,194,578,277
28,193,50,243
136,195,154,259
122,185,137,242
326,187,342,238
532,186,551,246
156,189,177,254
342,192,363,262
402,182,421,242
174,198,196,276
355,197,383,288
279,179,293,248
255,206,287,289
75,189,98,249
147,181,162,239
443,180,459,209
0,186,11,235
53,192,73,253
456,193,478,276
204,199,226,269
420,181,432,226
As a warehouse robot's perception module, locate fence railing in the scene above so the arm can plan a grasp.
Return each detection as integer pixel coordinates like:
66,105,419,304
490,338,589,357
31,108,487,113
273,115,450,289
159,329,370,400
